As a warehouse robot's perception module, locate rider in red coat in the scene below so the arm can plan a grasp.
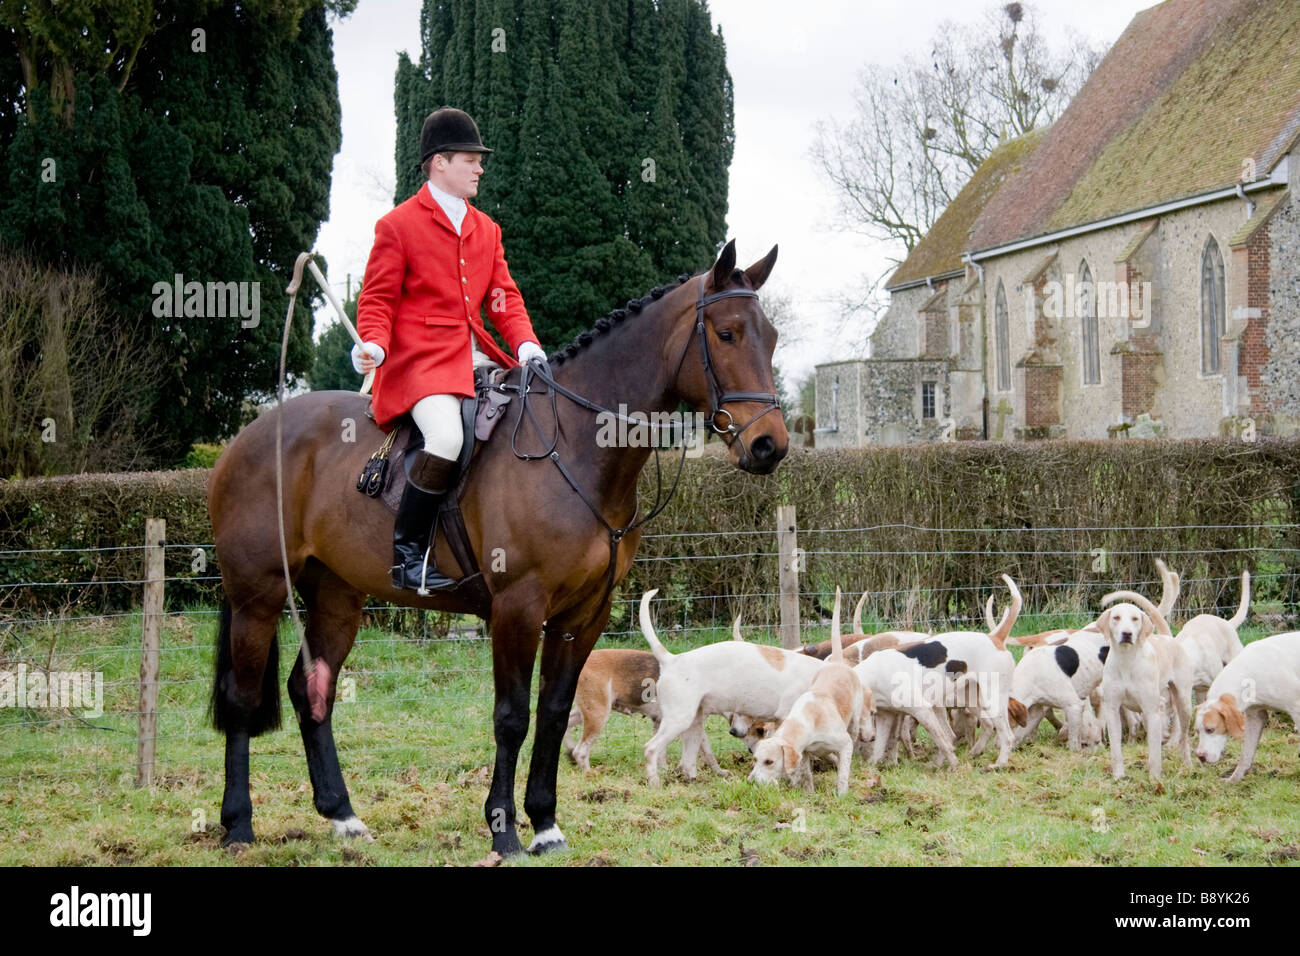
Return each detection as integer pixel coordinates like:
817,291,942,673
353,108,548,593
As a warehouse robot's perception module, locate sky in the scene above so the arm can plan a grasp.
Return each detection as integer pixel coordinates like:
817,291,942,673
314,0,1159,393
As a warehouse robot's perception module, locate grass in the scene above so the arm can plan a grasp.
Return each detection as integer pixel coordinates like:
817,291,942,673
1,608,1297,866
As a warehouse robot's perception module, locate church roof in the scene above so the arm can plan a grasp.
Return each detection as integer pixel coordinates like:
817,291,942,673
886,129,1045,290
970,0,1300,252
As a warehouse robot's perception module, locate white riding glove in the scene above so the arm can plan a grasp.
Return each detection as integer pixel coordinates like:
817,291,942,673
351,341,385,375
517,341,549,376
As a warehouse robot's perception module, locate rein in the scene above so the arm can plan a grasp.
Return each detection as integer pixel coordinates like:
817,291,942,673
500,276,782,609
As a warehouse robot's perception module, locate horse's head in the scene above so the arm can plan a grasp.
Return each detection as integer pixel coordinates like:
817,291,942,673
668,240,789,475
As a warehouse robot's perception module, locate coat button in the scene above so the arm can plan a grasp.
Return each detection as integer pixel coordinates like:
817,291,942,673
462,277,467,283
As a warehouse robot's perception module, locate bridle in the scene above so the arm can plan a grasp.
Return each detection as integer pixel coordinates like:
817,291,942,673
669,274,782,458
500,273,783,607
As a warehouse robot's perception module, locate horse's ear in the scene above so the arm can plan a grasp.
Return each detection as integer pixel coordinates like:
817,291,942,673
744,244,779,291
710,239,737,290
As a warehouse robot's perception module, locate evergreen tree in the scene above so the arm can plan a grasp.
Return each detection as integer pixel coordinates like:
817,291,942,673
397,0,733,350
310,291,362,392
0,1,353,464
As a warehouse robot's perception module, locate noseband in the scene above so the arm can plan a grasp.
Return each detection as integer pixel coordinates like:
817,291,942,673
672,275,782,454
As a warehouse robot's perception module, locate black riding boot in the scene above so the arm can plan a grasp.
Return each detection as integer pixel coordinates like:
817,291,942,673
391,450,459,593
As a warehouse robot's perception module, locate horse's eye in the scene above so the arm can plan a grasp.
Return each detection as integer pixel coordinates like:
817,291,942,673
718,330,734,343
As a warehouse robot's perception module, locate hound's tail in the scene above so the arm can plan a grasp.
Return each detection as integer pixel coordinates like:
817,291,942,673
733,613,745,641
1227,570,1251,629
987,575,1022,651
984,594,997,631
1101,590,1172,636
639,589,674,667
830,586,844,663
1155,558,1181,619
852,592,869,636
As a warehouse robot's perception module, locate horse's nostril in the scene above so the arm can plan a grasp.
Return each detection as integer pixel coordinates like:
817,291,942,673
751,435,774,460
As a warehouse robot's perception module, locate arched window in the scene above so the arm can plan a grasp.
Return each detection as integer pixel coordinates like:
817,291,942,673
1201,238,1225,374
1079,260,1100,385
995,280,1010,392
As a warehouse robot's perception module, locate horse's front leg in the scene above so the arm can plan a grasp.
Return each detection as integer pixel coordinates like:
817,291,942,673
523,619,603,854
485,596,544,857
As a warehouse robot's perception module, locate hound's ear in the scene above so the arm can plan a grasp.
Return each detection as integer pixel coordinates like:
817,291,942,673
744,244,779,291
1138,612,1153,642
1220,695,1246,738
710,239,737,291
781,742,799,773
1094,609,1112,641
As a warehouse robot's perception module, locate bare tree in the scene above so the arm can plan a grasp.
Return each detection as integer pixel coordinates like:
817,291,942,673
0,252,161,477
813,2,1104,339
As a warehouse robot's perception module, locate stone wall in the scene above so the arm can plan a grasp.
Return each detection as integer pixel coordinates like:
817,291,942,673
1262,159,1300,433
977,195,1258,440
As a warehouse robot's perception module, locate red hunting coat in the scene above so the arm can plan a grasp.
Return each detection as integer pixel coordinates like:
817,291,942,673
356,187,540,430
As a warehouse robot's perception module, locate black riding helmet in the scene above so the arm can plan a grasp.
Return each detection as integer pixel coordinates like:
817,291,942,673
418,107,492,169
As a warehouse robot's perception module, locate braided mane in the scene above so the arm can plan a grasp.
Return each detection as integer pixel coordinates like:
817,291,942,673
547,273,695,367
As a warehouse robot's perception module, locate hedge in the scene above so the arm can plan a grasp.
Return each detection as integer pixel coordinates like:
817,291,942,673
2,440,1298,629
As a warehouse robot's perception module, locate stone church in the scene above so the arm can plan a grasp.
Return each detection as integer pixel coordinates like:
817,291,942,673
816,0,1300,447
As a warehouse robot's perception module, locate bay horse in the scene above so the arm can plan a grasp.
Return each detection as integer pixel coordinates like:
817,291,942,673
207,240,788,856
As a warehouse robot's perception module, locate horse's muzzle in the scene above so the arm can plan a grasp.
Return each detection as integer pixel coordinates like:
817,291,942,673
740,434,787,475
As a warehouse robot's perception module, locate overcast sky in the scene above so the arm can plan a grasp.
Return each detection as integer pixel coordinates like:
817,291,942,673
315,0,1157,390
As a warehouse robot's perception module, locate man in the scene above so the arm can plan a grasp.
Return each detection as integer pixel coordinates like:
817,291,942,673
353,107,548,593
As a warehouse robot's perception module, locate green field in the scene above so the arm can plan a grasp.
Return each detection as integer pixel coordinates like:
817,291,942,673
1,609,1297,866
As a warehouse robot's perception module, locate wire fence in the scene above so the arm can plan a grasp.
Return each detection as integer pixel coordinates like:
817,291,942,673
1,519,1297,787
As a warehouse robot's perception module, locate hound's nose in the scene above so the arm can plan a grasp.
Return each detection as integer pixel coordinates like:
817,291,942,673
1197,753,1206,763
729,727,742,738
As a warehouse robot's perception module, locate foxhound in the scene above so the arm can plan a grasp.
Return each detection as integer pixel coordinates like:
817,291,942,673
1194,630,1300,781
1172,570,1249,701
639,589,823,786
1096,591,1193,781
750,588,871,794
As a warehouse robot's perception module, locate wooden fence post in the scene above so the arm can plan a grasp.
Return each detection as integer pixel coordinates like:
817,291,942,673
137,518,165,788
777,504,800,649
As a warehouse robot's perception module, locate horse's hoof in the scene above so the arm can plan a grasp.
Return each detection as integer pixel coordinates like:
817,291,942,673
221,824,254,848
527,824,568,855
331,815,374,842
492,830,524,857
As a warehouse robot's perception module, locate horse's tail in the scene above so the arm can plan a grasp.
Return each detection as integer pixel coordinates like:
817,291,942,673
639,589,674,667
209,596,281,736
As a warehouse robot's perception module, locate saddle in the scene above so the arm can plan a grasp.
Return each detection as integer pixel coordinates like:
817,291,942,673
356,366,515,615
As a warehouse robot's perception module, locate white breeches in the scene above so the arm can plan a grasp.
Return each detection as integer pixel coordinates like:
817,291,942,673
410,394,464,461
408,340,498,460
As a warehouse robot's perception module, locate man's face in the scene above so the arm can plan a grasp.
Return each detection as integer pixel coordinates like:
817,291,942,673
430,151,483,199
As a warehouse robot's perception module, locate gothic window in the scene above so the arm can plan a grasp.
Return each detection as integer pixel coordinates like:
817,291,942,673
1079,261,1100,385
995,280,1010,392
1201,238,1225,374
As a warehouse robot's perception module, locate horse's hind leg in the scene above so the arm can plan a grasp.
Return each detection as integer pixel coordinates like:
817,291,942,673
212,593,285,846
286,565,370,839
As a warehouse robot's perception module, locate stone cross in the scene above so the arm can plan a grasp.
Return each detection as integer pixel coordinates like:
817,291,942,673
993,398,1014,440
